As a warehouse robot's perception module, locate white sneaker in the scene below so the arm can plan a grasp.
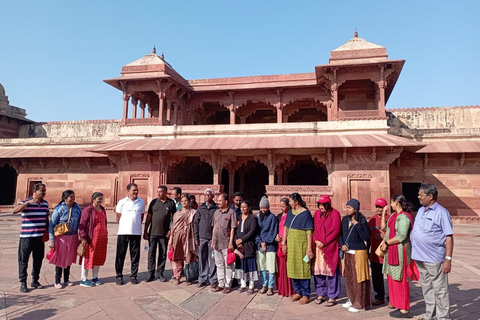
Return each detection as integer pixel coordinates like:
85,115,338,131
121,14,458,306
342,299,352,308
348,307,365,313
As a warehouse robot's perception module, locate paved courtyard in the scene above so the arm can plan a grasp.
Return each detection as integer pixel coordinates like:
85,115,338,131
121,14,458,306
0,213,479,320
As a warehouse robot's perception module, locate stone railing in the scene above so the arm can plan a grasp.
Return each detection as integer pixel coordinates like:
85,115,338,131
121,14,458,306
125,118,161,125
265,185,333,212
338,110,384,119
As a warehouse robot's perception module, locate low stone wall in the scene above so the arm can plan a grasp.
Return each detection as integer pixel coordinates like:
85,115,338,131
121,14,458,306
18,119,121,139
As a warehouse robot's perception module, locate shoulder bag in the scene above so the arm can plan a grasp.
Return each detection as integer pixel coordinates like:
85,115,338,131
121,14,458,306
54,207,72,237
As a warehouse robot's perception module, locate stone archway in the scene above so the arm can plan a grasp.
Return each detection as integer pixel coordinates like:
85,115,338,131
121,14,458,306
285,159,328,185
167,157,213,184
0,163,17,205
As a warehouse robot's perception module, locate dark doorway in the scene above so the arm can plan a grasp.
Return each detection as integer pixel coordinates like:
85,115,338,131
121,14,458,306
243,161,268,209
402,182,422,211
0,164,17,205
287,161,328,185
221,168,229,196
168,157,213,184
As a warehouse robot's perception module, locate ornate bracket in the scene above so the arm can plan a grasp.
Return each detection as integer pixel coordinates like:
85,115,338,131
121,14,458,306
85,158,92,170
458,153,465,169
39,158,47,170
343,148,348,164
371,147,377,162
423,154,428,170
62,158,69,170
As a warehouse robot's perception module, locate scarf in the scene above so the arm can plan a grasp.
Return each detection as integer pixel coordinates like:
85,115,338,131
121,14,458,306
387,211,413,266
313,208,341,272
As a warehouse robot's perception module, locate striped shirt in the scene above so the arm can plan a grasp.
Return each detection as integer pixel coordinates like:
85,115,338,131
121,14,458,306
19,197,49,238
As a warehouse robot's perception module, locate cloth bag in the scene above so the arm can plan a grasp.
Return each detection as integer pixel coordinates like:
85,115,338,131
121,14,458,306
375,242,385,258
77,241,86,257
226,250,236,264
167,245,174,261
184,262,199,282
54,207,72,237
406,260,420,281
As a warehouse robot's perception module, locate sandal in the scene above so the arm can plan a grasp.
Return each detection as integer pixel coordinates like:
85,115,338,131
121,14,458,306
239,287,247,293
266,288,273,296
290,293,302,302
246,288,255,294
259,286,268,294
325,299,337,307
314,296,326,305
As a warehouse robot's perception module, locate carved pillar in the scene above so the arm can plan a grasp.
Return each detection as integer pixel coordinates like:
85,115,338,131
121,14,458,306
275,168,283,186
173,103,179,125
157,92,165,125
228,106,236,124
276,89,283,123
131,96,138,119
159,153,168,185
147,102,153,118
377,80,387,114
267,150,275,186
331,83,339,120
166,99,172,123
228,168,235,201
139,100,146,118
122,93,130,124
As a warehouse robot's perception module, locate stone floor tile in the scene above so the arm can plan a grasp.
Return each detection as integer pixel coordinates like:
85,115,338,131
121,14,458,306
157,288,194,306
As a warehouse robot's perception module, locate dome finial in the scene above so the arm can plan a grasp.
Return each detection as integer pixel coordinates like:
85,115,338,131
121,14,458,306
354,28,358,38
153,45,156,54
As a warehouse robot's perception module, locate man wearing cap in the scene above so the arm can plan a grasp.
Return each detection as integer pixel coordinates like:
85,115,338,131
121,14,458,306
368,198,390,305
194,188,218,288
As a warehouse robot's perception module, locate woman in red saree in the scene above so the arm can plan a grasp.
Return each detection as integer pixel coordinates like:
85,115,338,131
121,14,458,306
379,194,414,319
274,197,294,297
168,196,198,285
312,195,342,306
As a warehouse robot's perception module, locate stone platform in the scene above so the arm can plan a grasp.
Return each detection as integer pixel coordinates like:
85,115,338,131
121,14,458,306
0,213,479,320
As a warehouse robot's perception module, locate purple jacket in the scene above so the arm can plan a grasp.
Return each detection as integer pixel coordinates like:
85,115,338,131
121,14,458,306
79,205,107,243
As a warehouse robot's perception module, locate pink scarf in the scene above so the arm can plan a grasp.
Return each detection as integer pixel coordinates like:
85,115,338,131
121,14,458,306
387,211,413,266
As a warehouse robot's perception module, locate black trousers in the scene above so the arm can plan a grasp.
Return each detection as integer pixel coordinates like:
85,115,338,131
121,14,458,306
115,235,141,279
148,235,168,277
18,236,44,283
55,265,71,284
371,261,385,300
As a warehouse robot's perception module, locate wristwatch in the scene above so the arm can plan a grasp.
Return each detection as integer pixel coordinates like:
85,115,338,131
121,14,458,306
384,240,389,248
445,256,452,261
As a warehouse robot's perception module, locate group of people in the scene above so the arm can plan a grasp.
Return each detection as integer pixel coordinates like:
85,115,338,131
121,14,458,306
14,183,454,320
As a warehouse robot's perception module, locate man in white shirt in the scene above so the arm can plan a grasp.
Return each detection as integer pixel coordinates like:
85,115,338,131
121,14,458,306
115,183,145,285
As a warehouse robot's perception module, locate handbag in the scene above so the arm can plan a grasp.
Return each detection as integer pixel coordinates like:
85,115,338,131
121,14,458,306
167,245,174,261
406,260,420,281
54,207,72,237
77,241,86,257
375,242,385,258
184,262,199,282
226,250,236,264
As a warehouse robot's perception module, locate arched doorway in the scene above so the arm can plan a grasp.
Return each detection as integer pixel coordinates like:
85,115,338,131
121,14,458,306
0,164,17,205
241,161,268,208
168,157,213,184
286,160,328,185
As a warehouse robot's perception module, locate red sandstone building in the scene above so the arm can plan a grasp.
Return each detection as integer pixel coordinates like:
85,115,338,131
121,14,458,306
0,33,479,220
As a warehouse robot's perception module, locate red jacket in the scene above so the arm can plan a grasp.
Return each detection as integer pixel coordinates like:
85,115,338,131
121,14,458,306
79,205,107,243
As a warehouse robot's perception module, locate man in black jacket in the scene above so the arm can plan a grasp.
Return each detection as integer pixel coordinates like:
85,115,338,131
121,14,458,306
194,188,218,288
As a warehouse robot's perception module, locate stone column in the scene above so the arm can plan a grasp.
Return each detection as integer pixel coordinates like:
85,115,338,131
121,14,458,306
276,89,283,123
331,83,339,120
377,80,387,115
140,100,146,118
166,100,172,123
157,92,165,125
147,102,153,118
131,96,138,119
159,154,168,185
228,168,235,201
239,168,245,192
173,103,179,125
228,105,236,124
275,168,283,185
267,151,275,186
122,93,129,124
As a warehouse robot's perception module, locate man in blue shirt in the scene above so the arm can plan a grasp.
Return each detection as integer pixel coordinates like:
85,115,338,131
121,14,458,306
411,184,454,320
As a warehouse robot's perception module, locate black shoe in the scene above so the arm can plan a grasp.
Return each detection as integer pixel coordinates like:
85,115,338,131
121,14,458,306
31,280,43,289
116,277,124,286
130,277,139,285
197,282,206,288
158,273,167,282
389,310,412,318
20,282,28,293
145,274,155,282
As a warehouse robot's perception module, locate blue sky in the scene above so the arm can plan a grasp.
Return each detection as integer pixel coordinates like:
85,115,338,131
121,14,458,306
1,1,479,122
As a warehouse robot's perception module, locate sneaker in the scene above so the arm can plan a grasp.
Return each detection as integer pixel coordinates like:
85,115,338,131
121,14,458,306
80,280,94,287
31,280,43,289
20,282,29,293
348,307,365,313
64,281,74,286
130,277,139,285
116,277,124,286
54,283,64,289
342,299,352,309
92,278,102,285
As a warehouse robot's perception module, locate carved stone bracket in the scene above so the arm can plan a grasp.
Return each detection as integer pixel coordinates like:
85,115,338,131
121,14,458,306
21,159,29,169
85,158,92,170
39,158,47,170
343,148,348,164
396,157,401,169
109,156,121,169
458,153,465,169
10,160,20,173
147,152,154,166
423,154,428,170
62,158,69,170
123,152,132,166
371,147,377,162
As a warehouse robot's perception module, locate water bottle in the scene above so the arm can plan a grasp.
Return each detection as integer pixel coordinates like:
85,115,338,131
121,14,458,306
144,241,149,252
211,251,215,259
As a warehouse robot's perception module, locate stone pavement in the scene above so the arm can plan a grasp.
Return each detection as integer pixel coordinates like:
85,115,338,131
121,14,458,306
1,213,479,320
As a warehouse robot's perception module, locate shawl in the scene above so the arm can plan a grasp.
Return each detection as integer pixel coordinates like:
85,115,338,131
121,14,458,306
284,209,314,231
171,208,198,264
387,211,413,266
313,208,341,272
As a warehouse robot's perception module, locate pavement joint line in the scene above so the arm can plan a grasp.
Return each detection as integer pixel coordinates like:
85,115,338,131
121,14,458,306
453,259,480,277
